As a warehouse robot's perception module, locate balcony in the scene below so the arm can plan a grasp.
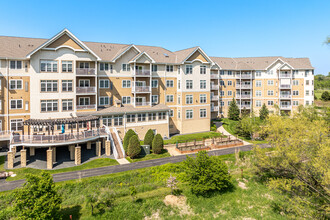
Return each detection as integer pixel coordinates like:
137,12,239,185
211,84,218,90
280,94,291,99
211,106,219,112
280,105,291,110
239,104,251,109
280,74,291,78
236,84,252,89
135,101,151,106
77,104,96,110
240,74,252,79
132,86,151,93
211,95,219,101
280,84,291,89
76,68,96,76
236,94,252,99
210,74,219,79
76,87,96,94
134,70,151,76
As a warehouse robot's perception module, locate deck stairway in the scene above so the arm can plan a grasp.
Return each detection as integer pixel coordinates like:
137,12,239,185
104,126,125,159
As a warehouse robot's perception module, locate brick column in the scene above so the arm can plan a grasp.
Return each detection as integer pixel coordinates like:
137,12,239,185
69,145,75,160
52,147,56,162
7,151,14,169
96,141,101,157
20,149,27,168
87,141,92,149
75,146,81,165
47,148,53,170
30,147,35,156
105,140,111,156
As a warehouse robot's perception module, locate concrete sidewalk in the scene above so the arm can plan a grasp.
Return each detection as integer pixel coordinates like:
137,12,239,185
214,121,251,146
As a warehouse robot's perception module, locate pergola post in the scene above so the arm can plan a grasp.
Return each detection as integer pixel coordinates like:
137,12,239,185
7,151,14,169
96,141,101,157
47,147,53,170
75,145,81,165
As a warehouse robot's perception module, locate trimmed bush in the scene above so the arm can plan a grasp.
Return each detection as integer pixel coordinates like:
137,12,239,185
152,134,164,154
321,91,330,101
123,129,136,153
144,129,154,148
127,135,141,158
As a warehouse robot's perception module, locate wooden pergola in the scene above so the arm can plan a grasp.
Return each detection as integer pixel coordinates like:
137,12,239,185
23,116,99,136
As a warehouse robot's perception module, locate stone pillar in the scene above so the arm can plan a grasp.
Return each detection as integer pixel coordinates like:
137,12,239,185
105,140,111,156
69,145,75,160
12,146,16,155
96,141,101,157
52,147,56,162
47,148,53,170
75,146,81,165
7,151,14,169
20,149,27,168
30,147,35,156
102,138,106,149
87,141,92,149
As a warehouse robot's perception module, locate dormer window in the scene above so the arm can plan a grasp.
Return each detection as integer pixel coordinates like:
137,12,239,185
10,60,22,69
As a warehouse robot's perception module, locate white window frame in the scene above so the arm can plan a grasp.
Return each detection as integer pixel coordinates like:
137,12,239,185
152,79,158,88
166,65,174,72
41,100,58,112
100,62,109,71
185,65,193,74
267,90,274,96
256,100,262,107
40,60,58,72
186,95,193,104
166,95,174,103
200,109,207,118
228,80,232,86
293,80,299,86
228,91,232,96
99,79,110,88
166,80,174,88
79,97,90,106
267,80,274,86
99,96,110,106
267,101,274,106
200,80,206,89
186,110,193,119
169,110,174,117
62,61,73,72
293,91,299,96
152,95,159,104
122,63,130,71
122,96,131,104
10,60,22,69
200,65,206,74
9,80,23,90
256,90,262,97
200,94,207,103
10,99,23,109
186,80,193,89
41,80,58,92
10,119,23,131
62,99,73,111
62,80,73,92
122,80,131,88
256,71,261,77
293,100,299,106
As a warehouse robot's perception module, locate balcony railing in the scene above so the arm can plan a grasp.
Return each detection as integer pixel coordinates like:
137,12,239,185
211,84,218,90
0,130,12,140
280,105,291,110
280,84,291,89
132,86,151,93
134,70,151,76
76,68,96,76
280,94,291,99
76,104,96,110
76,87,96,94
239,104,251,109
11,128,107,146
210,74,219,79
240,74,252,79
135,101,151,106
211,96,219,101
236,94,252,99
211,106,219,112
236,84,252,89
280,74,291,78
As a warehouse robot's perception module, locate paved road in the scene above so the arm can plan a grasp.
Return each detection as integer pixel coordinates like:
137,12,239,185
0,144,261,192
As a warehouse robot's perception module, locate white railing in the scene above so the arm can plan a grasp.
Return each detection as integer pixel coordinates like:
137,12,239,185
280,74,291,78
280,94,291,99
76,68,96,75
77,104,96,110
240,74,252,79
10,128,107,145
280,105,291,109
113,127,125,156
211,106,219,112
211,96,219,101
211,84,218,90
76,87,96,94
0,130,12,140
134,70,151,76
132,86,151,93
236,94,252,99
135,102,151,106
280,84,291,89
210,74,219,79
236,84,252,89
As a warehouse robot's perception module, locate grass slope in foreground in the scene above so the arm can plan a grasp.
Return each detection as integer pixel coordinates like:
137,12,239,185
0,152,288,220
4,157,118,181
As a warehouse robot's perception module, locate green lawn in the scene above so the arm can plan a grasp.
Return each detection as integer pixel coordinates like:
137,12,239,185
221,118,268,145
0,155,5,172
6,158,119,181
126,149,171,163
164,131,224,145
0,151,290,219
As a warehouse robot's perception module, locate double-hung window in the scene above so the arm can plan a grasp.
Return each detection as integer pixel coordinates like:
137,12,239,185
152,65,157,72
79,97,90,106
10,119,23,131
228,81,232,86
267,90,274,96
10,60,22,69
166,80,174,88
114,116,123,126
122,96,131,104
200,65,206,74
99,96,110,105
10,99,23,109
293,91,299,96
41,60,58,72
127,114,135,123
152,95,158,104
293,80,299,86
166,65,173,72
103,117,112,126
41,100,58,112
62,61,72,72
122,80,131,88
200,109,207,118
185,65,192,74
228,91,232,96
148,113,156,121
256,90,262,97
122,64,130,71
256,80,262,87
166,95,174,103
62,80,73,92
256,100,262,107
41,80,58,92
186,80,193,89
200,94,207,103
99,79,110,88
100,63,109,71
267,80,274,86
159,112,166,120
9,80,23,90
62,99,73,111
152,79,158,88
186,110,193,119
200,80,206,89
138,113,146,122
268,101,274,106
186,95,193,104
256,71,261,77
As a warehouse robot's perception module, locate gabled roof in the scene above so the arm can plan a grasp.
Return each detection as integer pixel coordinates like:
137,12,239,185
129,51,155,63
26,29,101,60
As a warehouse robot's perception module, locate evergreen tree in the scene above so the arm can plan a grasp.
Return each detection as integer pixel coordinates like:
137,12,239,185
228,98,240,121
14,172,62,220
123,129,136,153
259,103,269,120
127,135,141,158
152,134,164,154
143,129,154,148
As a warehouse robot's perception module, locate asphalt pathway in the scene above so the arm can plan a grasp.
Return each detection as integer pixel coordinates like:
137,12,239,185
0,144,262,192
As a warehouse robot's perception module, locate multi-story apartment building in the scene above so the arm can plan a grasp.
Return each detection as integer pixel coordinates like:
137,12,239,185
0,29,314,140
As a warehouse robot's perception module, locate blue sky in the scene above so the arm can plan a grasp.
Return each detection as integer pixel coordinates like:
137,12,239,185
1,0,329,75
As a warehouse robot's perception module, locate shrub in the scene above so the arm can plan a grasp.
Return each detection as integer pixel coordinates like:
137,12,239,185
127,135,141,158
152,134,164,154
228,98,240,121
123,129,136,153
144,129,154,148
321,91,330,101
184,151,232,195
210,122,217,131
